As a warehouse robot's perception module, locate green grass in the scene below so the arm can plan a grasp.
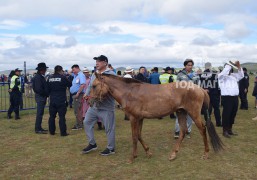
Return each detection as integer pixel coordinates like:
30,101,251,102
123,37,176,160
0,76,256,179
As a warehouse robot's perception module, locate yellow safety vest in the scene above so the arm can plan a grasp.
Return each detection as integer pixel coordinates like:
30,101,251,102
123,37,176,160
172,74,177,82
159,73,171,84
10,75,21,91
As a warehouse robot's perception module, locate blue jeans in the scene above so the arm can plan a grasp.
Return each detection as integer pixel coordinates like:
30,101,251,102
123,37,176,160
175,114,192,133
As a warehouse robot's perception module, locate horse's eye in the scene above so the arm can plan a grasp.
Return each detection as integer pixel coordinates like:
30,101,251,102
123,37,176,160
92,85,96,89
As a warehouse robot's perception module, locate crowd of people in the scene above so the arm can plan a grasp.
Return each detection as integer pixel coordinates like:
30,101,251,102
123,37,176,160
5,56,257,156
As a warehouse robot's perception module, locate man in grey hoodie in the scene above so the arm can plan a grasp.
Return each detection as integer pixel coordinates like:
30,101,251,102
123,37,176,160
82,55,116,156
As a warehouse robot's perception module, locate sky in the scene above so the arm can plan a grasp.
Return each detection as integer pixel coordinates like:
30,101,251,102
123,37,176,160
0,0,257,71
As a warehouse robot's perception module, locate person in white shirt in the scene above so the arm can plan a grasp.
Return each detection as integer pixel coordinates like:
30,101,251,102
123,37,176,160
123,66,134,120
124,66,133,79
218,61,244,138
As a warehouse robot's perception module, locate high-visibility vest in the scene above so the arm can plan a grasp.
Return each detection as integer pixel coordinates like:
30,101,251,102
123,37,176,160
10,75,21,90
159,73,171,84
172,74,177,82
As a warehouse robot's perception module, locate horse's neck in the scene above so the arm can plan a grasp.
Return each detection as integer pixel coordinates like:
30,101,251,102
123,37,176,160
105,78,133,106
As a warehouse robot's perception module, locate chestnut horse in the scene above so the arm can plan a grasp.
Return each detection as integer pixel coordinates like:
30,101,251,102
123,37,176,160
90,73,223,163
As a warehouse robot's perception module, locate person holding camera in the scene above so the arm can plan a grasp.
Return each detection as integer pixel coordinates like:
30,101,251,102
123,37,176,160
218,61,244,138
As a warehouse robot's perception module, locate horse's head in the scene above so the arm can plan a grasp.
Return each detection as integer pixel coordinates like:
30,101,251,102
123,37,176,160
89,72,109,102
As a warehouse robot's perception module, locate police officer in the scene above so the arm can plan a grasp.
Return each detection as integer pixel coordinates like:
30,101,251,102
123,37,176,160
199,62,222,127
159,67,173,84
7,68,22,120
239,67,249,110
159,67,174,118
47,65,72,136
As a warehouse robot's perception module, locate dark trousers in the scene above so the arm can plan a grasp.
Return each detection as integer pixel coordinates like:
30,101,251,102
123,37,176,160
35,96,47,131
209,94,222,126
221,96,238,130
69,93,73,106
239,90,248,109
49,102,67,135
20,95,23,110
8,91,21,116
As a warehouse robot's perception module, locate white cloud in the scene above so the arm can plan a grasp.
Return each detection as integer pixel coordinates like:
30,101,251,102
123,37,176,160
1,34,256,71
0,0,256,24
54,21,223,43
224,22,252,40
0,19,27,30
192,35,218,46
0,0,257,71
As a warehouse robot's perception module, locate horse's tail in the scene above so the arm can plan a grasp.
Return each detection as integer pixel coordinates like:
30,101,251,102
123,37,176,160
202,90,224,152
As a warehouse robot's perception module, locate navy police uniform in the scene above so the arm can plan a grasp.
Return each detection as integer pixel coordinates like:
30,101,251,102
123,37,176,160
199,69,222,126
239,68,249,109
47,72,72,136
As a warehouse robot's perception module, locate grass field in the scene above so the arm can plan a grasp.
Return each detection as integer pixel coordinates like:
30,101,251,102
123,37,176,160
0,76,257,179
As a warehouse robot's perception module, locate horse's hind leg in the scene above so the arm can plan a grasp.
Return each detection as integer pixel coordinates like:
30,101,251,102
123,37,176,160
190,113,209,159
129,117,139,163
138,119,152,158
169,109,187,161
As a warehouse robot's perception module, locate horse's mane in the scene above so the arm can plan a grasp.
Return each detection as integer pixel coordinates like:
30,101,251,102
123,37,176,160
102,74,142,84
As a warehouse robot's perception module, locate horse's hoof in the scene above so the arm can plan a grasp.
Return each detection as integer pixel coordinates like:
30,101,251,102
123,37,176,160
128,158,134,164
201,154,209,160
169,154,176,161
146,152,152,158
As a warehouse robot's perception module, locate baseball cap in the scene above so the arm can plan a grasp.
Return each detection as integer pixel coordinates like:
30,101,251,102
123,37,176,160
93,55,108,63
165,66,171,71
14,68,22,72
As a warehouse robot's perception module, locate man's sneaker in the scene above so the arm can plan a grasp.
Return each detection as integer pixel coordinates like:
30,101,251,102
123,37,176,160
7,114,12,119
40,128,48,132
252,116,257,121
186,132,191,139
82,144,97,154
174,132,179,139
100,148,115,156
72,126,82,130
35,130,48,134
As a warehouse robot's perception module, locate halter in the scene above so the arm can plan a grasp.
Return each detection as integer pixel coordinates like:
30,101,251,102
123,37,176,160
98,74,105,102
89,73,105,104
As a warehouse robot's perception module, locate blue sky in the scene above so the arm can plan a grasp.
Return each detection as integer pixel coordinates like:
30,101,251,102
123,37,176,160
0,0,257,71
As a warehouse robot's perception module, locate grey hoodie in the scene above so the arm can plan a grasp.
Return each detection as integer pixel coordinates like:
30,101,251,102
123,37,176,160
86,69,116,111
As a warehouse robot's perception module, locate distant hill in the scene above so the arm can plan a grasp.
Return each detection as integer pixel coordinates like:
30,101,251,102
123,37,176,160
241,63,257,73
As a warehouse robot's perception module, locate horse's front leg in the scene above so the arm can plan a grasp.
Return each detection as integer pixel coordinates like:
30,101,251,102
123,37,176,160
129,118,139,163
138,119,152,158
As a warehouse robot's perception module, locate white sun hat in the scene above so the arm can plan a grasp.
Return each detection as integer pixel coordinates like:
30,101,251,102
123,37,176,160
83,67,90,73
125,66,133,73
226,61,238,69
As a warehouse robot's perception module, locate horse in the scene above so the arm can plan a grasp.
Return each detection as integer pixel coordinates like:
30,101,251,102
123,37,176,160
89,73,223,163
